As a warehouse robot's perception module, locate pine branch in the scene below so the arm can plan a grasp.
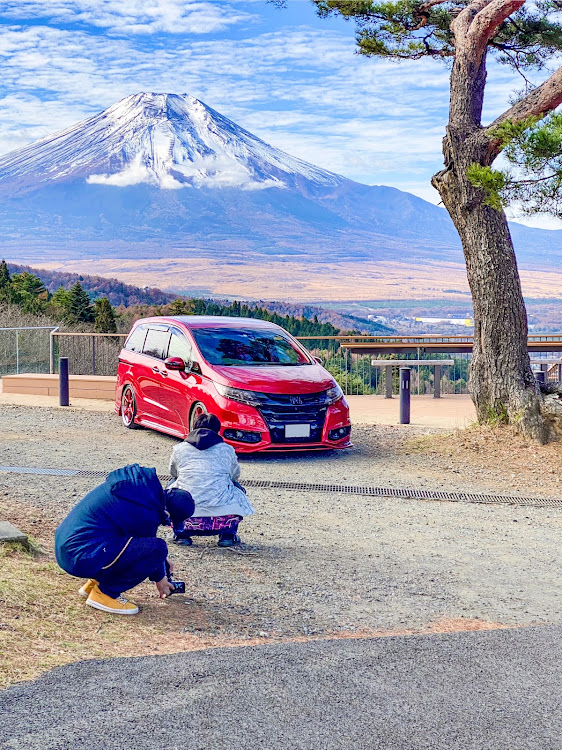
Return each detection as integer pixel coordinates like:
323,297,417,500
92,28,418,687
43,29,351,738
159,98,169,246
487,66,562,138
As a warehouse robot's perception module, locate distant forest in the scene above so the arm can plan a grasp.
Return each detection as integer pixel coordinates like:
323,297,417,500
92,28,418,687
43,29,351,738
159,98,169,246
6,262,389,334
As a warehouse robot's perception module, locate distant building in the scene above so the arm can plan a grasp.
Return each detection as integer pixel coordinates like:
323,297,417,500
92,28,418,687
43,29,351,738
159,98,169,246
414,317,473,327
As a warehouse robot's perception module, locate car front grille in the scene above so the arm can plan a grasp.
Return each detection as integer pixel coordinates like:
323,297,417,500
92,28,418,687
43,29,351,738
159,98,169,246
257,391,328,444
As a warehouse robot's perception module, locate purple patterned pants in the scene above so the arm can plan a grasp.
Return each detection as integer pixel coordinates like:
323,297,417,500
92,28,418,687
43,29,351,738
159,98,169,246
177,514,242,537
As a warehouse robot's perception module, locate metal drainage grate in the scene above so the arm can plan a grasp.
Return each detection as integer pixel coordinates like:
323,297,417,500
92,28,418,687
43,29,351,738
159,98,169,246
0,465,561,508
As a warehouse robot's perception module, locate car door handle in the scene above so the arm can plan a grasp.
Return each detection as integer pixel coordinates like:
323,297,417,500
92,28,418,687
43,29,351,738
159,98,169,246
161,370,168,378
152,366,161,374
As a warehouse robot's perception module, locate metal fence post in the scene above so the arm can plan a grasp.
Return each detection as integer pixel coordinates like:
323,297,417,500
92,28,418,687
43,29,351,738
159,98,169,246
385,365,393,398
59,357,69,406
434,364,441,399
15,330,19,374
399,367,411,424
92,335,96,376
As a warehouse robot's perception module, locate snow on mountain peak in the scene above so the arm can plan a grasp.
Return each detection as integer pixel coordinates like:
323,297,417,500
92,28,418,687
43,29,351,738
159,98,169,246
0,92,344,193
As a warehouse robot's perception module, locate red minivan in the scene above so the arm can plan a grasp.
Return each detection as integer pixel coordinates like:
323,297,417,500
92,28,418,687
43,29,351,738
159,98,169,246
115,316,351,452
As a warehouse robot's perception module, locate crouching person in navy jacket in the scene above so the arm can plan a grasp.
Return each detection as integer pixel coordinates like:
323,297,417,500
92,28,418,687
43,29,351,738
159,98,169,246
55,464,194,615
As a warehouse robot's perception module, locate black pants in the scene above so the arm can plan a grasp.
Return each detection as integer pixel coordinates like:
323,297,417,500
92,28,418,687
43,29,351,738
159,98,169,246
96,537,168,598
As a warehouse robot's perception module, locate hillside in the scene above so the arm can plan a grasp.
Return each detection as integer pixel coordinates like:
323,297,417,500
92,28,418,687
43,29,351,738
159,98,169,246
5,262,389,334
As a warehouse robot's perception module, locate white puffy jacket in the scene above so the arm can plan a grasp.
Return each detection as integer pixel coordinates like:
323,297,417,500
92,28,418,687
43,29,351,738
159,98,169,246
168,432,255,518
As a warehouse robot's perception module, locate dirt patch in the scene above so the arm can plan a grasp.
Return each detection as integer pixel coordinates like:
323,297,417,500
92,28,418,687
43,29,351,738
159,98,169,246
408,423,562,497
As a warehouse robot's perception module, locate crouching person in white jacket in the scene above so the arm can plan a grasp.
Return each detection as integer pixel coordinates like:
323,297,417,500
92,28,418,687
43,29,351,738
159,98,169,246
168,413,255,547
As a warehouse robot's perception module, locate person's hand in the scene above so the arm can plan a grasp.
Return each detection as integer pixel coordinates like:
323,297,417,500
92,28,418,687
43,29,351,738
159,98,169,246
156,577,175,599
166,557,175,574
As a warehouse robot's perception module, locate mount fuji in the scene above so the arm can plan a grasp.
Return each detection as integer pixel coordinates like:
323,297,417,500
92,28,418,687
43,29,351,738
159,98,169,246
0,92,559,272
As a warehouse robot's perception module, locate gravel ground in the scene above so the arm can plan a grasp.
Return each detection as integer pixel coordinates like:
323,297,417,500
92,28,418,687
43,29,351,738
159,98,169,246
2,403,562,638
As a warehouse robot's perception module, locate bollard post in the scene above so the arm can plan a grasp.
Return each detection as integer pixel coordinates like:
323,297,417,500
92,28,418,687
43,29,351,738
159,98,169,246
59,357,69,406
385,365,393,399
399,367,411,424
433,364,441,399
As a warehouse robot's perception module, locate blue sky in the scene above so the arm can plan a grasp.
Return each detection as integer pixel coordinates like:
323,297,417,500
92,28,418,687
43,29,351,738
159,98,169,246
0,0,558,226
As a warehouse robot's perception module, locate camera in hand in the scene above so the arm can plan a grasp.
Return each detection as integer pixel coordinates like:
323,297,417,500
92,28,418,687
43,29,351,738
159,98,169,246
165,560,185,595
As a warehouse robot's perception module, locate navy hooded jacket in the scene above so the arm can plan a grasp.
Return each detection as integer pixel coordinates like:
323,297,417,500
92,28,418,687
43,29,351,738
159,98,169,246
55,464,167,578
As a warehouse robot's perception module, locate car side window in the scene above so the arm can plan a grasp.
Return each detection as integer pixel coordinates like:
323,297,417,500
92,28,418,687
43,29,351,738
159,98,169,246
124,324,148,353
168,329,193,364
143,328,171,360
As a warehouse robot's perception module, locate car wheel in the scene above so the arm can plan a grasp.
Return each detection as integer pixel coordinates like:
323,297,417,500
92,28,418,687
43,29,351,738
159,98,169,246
121,385,139,429
189,401,208,431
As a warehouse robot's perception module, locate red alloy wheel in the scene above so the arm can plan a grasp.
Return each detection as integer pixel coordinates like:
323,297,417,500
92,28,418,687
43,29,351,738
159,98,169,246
121,386,137,429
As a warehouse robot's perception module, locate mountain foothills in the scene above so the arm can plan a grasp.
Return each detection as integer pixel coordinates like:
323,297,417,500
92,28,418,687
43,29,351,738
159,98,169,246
0,92,560,270
1,261,387,335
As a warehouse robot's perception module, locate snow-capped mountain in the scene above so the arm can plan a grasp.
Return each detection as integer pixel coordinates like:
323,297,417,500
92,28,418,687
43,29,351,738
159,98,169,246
0,92,559,269
0,93,343,195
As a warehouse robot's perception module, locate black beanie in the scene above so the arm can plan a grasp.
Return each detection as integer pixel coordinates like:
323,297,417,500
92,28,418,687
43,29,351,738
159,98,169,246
164,488,195,527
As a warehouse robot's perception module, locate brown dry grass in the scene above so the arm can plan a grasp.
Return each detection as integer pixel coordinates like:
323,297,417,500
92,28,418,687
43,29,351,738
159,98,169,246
37,257,562,303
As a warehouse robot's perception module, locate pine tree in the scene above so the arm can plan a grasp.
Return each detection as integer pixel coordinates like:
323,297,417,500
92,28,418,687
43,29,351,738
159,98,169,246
94,297,117,333
0,260,10,291
66,282,94,324
272,0,562,441
169,298,194,315
49,286,71,318
10,271,47,313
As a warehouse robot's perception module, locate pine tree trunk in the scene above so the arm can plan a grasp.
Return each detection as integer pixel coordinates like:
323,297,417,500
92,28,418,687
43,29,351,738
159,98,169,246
432,140,551,443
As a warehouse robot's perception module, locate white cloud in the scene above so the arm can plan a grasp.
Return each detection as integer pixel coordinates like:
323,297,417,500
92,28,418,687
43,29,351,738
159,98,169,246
0,1,252,35
87,151,285,190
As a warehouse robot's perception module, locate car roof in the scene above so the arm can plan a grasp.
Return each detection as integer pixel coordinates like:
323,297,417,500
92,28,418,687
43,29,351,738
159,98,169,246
136,315,283,330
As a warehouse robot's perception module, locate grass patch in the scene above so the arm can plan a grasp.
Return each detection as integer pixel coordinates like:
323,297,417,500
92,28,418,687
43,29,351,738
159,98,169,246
0,542,223,689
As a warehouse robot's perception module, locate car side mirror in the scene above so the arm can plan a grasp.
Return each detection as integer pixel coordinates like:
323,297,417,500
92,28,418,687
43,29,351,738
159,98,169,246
313,356,323,365
164,357,186,371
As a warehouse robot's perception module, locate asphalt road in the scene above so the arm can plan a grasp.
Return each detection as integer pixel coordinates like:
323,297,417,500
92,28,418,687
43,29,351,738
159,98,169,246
2,626,561,750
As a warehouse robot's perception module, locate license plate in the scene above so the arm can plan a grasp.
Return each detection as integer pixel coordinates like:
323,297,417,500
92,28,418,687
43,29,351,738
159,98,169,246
285,424,311,438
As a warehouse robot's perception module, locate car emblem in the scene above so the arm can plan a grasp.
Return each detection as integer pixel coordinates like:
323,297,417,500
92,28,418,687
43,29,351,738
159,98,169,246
290,395,303,405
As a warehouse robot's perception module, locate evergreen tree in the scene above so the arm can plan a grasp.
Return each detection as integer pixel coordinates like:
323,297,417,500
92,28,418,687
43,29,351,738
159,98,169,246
94,297,117,333
10,271,47,313
0,259,14,304
0,260,10,291
66,282,94,324
49,286,71,318
169,298,194,315
271,0,562,442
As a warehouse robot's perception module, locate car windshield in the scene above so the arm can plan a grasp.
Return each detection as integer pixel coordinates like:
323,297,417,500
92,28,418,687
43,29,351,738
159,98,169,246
191,327,310,366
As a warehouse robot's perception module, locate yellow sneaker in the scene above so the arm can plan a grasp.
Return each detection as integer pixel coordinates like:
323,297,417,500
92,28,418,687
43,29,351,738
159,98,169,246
86,585,139,615
78,579,98,599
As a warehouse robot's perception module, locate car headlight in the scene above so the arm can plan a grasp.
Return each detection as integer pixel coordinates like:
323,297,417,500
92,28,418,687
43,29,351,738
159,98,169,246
214,383,265,406
326,383,343,404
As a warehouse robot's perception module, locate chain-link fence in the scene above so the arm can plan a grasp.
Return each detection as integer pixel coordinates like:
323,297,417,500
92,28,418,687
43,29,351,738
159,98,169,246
0,327,57,376
50,333,128,375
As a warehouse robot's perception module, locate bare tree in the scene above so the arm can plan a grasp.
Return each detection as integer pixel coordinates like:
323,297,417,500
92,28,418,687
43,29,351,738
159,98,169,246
273,0,562,441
